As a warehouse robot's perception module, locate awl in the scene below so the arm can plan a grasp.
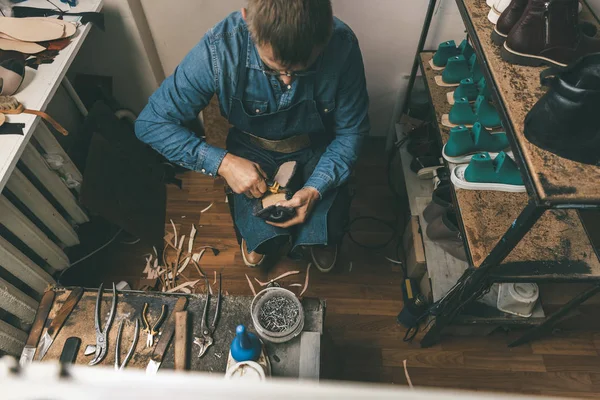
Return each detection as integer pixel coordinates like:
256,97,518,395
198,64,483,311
146,297,188,374
19,290,55,367
36,287,84,361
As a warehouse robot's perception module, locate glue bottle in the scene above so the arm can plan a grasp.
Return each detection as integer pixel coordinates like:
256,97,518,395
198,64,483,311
230,325,261,362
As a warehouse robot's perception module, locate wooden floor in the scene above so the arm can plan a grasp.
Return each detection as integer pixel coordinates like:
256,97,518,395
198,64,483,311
95,139,600,398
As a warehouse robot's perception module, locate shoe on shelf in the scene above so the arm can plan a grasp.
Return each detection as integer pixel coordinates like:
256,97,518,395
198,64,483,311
423,184,453,223
310,244,338,273
241,238,266,268
448,77,490,105
426,210,467,262
443,122,510,164
501,0,600,67
410,155,443,175
488,0,512,25
524,53,600,165
436,53,482,87
451,151,525,192
492,0,592,46
430,39,475,71
432,166,451,189
443,95,501,129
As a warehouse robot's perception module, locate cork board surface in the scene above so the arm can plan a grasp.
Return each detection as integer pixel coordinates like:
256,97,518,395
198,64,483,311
462,0,600,203
37,288,323,376
421,52,600,274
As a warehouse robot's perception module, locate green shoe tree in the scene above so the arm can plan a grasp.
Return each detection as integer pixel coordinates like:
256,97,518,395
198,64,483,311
449,97,476,125
433,40,460,67
459,39,475,62
477,77,491,101
474,95,501,128
465,152,523,185
469,54,484,83
445,123,509,158
454,78,479,102
442,55,470,84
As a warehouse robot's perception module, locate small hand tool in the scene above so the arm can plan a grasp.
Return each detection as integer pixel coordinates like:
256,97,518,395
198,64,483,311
193,274,222,358
36,287,84,361
142,303,167,347
174,311,189,371
20,290,55,366
115,319,140,371
146,297,189,375
87,283,117,366
59,337,81,365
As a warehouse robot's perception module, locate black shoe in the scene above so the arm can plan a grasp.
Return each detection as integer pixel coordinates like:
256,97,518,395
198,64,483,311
524,53,600,165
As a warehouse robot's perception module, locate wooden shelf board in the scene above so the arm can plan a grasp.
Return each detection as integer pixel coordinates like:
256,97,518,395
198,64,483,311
458,0,600,204
419,51,600,280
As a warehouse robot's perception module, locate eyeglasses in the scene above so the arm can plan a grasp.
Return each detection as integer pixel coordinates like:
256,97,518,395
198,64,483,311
261,67,316,78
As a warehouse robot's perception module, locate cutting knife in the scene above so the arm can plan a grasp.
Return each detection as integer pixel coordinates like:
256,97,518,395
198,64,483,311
19,290,56,367
36,287,84,361
146,297,188,374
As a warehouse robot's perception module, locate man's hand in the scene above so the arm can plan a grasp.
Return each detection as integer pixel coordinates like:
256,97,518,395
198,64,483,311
218,154,268,198
267,187,320,228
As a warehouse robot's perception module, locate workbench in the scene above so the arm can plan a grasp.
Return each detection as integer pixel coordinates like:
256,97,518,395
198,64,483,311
37,288,324,379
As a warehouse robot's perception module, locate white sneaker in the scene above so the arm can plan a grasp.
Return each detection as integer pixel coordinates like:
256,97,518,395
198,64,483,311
488,0,511,24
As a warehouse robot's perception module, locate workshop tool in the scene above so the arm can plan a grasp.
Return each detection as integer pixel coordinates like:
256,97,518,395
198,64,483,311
59,337,81,364
87,283,117,366
230,325,261,362
115,319,140,371
141,303,167,347
174,311,189,371
36,288,84,361
193,274,222,358
146,297,189,374
19,290,55,366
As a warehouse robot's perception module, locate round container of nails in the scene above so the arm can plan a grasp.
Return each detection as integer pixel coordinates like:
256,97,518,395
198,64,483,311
250,287,304,343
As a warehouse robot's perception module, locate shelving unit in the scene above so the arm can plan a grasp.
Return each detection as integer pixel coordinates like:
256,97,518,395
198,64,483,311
401,0,600,347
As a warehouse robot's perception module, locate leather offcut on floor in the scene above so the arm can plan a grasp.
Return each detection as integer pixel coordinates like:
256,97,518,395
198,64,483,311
96,138,600,398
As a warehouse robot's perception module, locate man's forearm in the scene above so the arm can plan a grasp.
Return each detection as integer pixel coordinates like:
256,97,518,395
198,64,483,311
303,132,364,197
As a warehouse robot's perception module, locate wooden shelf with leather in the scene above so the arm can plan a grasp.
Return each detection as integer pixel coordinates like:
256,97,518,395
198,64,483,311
457,0,600,204
419,51,600,280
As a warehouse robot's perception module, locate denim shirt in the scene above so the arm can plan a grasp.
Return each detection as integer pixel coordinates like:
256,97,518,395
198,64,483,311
135,12,370,196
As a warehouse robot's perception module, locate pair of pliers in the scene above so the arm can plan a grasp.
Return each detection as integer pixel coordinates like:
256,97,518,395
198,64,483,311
142,303,167,347
193,274,222,358
88,283,117,366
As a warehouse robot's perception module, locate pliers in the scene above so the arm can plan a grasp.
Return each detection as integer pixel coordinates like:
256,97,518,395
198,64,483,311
115,318,140,371
142,303,167,347
88,283,117,366
193,274,222,358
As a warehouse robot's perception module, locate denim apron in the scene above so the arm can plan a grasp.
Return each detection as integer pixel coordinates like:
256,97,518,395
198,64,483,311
226,32,344,254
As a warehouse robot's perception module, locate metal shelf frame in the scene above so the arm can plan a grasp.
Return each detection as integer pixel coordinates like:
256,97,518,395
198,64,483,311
402,0,600,348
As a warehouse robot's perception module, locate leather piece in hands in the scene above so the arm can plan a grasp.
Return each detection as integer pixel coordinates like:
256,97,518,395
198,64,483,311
254,161,297,223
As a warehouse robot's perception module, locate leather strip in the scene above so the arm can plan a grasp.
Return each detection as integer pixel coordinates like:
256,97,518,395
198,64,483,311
243,130,311,154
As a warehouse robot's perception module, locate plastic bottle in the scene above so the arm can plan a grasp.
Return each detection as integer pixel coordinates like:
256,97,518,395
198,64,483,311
230,325,261,362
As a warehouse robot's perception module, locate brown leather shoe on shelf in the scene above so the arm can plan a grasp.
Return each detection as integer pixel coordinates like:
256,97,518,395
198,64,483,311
241,239,266,268
501,0,600,67
310,244,338,273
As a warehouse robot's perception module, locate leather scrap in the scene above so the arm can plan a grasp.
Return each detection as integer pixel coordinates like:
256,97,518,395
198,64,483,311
13,7,105,31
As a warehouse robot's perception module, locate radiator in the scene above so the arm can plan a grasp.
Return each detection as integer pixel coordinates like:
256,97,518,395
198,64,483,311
0,121,87,357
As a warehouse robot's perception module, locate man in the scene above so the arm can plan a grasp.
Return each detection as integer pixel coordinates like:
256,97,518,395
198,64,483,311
135,0,369,272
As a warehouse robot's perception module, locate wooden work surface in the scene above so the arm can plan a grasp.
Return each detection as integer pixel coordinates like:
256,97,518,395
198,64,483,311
38,288,324,377
459,0,600,203
420,51,600,277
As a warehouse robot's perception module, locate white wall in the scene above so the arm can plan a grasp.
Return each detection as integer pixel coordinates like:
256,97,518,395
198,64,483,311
70,0,164,114
140,0,465,137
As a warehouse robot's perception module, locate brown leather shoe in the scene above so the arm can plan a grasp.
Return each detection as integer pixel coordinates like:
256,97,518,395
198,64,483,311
241,239,265,268
502,0,600,67
491,0,528,46
310,245,338,273
492,0,595,47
